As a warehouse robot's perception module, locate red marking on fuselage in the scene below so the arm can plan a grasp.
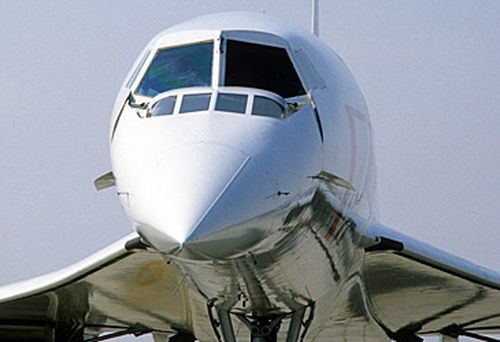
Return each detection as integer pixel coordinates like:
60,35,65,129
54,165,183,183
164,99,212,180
345,104,368,123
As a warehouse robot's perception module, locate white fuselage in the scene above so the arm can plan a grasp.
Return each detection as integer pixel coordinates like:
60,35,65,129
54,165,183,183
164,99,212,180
109,12,377,340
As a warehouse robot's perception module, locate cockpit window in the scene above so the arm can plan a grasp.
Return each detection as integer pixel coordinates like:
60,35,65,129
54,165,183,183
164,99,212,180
215,93,247,114
224,40,305,99
144,87,291,119
252,96,284,119
149,96,176,117
136,42,213,97
179,93,211,113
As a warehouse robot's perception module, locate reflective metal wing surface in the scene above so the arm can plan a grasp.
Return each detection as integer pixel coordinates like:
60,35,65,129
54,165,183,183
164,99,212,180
0,234,206,341
362,224,500,340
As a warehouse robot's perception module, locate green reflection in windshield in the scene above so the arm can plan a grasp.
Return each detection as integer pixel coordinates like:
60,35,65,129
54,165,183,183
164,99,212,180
136,42,213,97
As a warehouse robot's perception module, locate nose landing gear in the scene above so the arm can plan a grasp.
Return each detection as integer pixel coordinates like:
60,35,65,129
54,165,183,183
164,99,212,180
207,300,315,342
235,315,282,342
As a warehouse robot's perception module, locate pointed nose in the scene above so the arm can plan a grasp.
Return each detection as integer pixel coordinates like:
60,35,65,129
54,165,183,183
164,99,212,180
130,143,275,253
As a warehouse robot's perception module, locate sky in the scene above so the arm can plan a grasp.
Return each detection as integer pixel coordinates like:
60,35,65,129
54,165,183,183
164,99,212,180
0,1,498,341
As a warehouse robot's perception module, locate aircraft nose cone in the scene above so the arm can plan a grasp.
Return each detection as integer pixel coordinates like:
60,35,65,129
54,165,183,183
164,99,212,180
131,143,275,253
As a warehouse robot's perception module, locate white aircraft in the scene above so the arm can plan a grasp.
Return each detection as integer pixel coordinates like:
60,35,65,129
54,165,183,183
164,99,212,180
0,6,499,342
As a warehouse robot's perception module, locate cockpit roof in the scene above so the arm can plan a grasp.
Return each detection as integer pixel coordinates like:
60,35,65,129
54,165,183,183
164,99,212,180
152,12,312,49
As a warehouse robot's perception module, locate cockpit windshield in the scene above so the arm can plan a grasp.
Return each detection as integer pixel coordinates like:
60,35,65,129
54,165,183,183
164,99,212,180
135,42,213,97
224,40,305,99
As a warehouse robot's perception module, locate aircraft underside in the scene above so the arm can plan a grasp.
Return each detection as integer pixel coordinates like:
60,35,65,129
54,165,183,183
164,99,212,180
160,190,385,342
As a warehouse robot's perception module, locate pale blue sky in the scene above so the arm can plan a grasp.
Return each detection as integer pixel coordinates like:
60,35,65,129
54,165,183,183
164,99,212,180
0,1,498,341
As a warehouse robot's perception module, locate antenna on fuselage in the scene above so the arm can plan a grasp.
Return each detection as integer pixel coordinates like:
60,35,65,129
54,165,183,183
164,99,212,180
311,0,319,37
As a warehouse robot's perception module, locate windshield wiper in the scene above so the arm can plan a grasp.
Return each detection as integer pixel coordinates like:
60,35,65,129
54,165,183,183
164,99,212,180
127,92,148,109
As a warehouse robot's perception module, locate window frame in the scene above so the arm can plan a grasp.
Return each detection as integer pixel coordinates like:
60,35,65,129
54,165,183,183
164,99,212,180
128,30,310,105
134,41,215,98
129,30,221,99
145,86,290,120
219,31,307,99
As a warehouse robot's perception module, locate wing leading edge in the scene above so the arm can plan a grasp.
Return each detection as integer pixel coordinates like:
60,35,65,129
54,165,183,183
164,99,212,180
0,234,202,341
361,223,500,340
